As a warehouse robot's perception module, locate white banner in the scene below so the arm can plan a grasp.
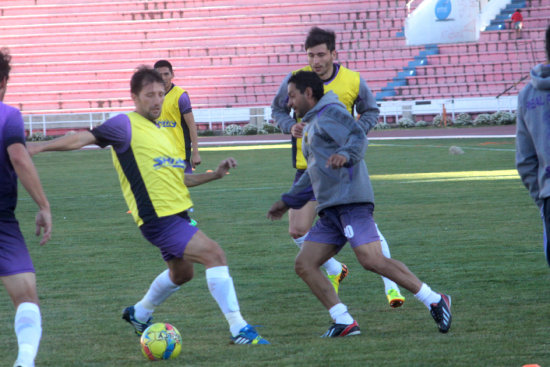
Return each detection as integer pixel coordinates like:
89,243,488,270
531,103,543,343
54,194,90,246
405,0,480,45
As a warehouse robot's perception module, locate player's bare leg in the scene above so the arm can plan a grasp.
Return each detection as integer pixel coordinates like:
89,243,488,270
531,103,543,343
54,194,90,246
289,203,348,292
294,241,340,309
353,240,421,293
295,241,360,337
288,201,317,240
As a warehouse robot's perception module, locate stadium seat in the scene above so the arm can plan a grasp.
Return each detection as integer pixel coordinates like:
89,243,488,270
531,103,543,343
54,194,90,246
1,0,547,115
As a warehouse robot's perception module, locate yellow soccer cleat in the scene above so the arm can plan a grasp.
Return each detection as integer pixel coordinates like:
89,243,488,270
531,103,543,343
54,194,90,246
387,288,405,308
327,264,349,294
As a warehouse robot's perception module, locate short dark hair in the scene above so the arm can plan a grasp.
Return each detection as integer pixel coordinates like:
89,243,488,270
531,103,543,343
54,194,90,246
288,71,324,101
153,59,173,73
130,66,164,95
0,48,12,82
304,27,336,51
546,24,550,61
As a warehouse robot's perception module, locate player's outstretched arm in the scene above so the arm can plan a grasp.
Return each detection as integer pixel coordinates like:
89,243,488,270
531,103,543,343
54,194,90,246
267,200,289,220
184,157,237,187
7,143,52,245
27,131,98,156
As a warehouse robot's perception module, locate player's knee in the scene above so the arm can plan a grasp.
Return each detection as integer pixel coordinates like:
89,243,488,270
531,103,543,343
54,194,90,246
171,267,194,285
361,255,391,275
289,226,308,239
6,282,39,307
200,239,227,267
294,256,312,278
358,256,380,273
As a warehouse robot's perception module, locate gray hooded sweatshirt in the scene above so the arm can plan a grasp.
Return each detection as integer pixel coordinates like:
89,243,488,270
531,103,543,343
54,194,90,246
281,91,375,213
516,63,550,208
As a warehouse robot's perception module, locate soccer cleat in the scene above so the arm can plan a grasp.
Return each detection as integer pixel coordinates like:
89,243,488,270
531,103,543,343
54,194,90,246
321,320,361,338
122,306,152,336
231,324,270,345
13,362,32,367
387,288,405,308
327,263,349,294
430,293,452,333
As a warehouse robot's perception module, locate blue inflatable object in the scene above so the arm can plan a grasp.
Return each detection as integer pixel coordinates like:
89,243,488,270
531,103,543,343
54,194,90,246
435,0,452,20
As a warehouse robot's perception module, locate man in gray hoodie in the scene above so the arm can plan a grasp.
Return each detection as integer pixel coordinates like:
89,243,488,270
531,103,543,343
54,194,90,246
516,25,550,267
267,71,452,337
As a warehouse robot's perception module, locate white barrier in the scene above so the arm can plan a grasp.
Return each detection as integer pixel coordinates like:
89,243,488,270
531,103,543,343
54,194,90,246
23,95,518,136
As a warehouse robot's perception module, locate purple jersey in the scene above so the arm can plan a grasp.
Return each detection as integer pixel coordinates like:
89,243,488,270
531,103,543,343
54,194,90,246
0,102,26,221
0,102,34,276
91,113,131,153
178,91,192,115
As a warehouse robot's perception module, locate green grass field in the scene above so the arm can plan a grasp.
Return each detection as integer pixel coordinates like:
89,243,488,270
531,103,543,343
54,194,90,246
1,137,549,367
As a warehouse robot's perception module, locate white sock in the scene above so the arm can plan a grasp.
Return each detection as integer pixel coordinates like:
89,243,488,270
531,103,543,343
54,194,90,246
376,225,400,293
292,234,307,248
135,269,180,322
322,257,343,276
329,303,354,325
206,266,247,337
14,302,42,366
414,283,442,309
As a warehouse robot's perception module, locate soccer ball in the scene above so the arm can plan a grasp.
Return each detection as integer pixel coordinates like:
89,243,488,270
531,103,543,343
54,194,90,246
140,322,182,361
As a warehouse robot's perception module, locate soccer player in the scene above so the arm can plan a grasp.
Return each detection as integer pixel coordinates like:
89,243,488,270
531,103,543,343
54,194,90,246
29,66,269,345
267,71,452,337
271,26,405,307
154,59,201,173
0,48,52,367
516,24,550,267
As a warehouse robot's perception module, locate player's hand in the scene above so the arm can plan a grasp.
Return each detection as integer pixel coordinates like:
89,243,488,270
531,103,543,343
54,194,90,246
326,154,348,169
290,122,306,138
267,200,289,220
215,157,237,178
35,208,52,246
192,150,201,168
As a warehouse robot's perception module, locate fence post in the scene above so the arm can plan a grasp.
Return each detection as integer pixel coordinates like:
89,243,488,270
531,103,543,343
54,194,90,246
42,115,47,136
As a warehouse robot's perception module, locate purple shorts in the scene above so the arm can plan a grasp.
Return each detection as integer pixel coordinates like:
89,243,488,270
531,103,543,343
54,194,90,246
0,220,34,276
294,169,316,202
140,212,199,261
305,203,379,250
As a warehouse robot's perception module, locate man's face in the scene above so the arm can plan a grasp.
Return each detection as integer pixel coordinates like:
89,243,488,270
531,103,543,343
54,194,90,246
287,82,312,118
132,81,165,121
306,43,336,80
155,66,174,92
